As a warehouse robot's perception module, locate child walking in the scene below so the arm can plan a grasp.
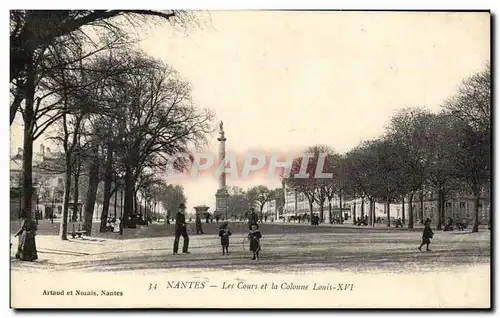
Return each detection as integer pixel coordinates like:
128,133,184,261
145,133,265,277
248,223,262,260
419,218,434,252
218,222,232,256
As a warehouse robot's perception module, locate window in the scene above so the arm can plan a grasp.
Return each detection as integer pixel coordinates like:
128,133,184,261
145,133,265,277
459,202,466,209
58,178,63,186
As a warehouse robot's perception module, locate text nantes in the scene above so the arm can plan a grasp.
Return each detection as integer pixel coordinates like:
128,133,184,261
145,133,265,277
166,281,206,289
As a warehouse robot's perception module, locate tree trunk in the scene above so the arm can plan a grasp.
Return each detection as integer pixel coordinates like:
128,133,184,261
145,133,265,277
401,197,405,224
472,191,480,233
139,195,142,216
124,165,135,228
21,62,35,219
386,199,391,227
100,145,114,231
134,190,138,216
436,190,443,231
361,196,365,218
114,188,118,218
72,156,81,223
83,152,100,236
319,202,324,223
309,200,314,224
352,198,357,224
328,200,333,223
408,193,414,229
419,189,424,224
441,193,446,228
339,191,343,222
372,201,376,227
436,190,443,230
368,199,373,226
10,84,24,125
120,189,124,217
488,198,491,230
60,155,72,240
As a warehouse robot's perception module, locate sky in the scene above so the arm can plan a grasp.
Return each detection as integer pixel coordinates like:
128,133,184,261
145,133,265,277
10,11,490,212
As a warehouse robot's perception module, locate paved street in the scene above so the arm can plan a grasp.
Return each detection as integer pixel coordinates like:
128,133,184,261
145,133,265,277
10,222,490,274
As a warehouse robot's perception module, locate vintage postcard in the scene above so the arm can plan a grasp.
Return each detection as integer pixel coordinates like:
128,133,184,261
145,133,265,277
9,10,491,309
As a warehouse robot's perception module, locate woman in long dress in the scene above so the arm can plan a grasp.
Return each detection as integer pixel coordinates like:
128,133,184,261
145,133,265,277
14,218,38,261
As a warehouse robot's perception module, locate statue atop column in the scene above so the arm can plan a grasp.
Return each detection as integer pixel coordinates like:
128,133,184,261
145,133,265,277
218,121,225,139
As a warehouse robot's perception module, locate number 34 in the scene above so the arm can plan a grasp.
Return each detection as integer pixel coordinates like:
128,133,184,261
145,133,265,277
148,283,157,290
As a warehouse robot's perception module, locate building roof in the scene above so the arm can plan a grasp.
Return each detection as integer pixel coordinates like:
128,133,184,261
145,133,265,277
193,205,210,209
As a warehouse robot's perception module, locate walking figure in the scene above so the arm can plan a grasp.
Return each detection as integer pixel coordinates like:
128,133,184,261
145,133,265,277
118,216,124,235
195,212,204,234
419,218,434,252
248,208,258,227
248,223,262,260
218,222,232,256
173,203,190,254
14,217,38,261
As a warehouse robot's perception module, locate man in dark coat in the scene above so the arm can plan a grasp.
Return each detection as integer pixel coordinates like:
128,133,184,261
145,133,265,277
248,208,258,226
173,203,190,254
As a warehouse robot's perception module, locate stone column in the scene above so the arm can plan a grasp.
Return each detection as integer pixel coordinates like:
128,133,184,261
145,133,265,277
215,121,230,218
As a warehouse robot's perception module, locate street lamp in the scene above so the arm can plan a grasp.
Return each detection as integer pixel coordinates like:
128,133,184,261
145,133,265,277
33,181,39,225
51,190,55,224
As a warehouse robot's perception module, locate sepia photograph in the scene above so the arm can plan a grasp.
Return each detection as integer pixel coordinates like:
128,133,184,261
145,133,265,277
9,9,491,309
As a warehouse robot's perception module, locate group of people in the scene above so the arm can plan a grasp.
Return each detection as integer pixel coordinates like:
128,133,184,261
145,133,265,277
105,217,124,234
11,204,437,264
172,203,263,260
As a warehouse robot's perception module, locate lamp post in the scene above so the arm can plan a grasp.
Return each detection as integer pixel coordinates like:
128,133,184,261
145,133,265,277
35,185,39,225
51,191,55,224
32,181,39,225
17,174,22,223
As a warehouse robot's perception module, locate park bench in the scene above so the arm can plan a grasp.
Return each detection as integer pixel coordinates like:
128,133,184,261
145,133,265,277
393,219,403,228
455,220,469,231
71,222,86,239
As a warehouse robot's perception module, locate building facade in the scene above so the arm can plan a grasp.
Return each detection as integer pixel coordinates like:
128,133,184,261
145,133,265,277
281,183,490,224
11,144,158,223
10,145,65,220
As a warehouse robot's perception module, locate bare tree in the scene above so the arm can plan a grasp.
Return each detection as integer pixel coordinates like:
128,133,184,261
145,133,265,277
247,186,275,222
444,65,491,232
385,108,433,228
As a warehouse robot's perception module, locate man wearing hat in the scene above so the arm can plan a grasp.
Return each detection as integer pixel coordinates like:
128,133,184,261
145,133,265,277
173,203,190,254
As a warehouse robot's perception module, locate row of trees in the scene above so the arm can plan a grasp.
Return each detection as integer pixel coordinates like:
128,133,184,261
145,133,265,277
226,185,280,221
284,66,490,232
10,10,213,240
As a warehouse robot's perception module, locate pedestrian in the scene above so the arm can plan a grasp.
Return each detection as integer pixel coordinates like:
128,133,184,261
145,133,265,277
14,216,38,262
418,218,434,252
248,208,258,226
218,222,232,256
248,223,262,261
195,212,204,234
173,203,190,255
118,216,124,235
